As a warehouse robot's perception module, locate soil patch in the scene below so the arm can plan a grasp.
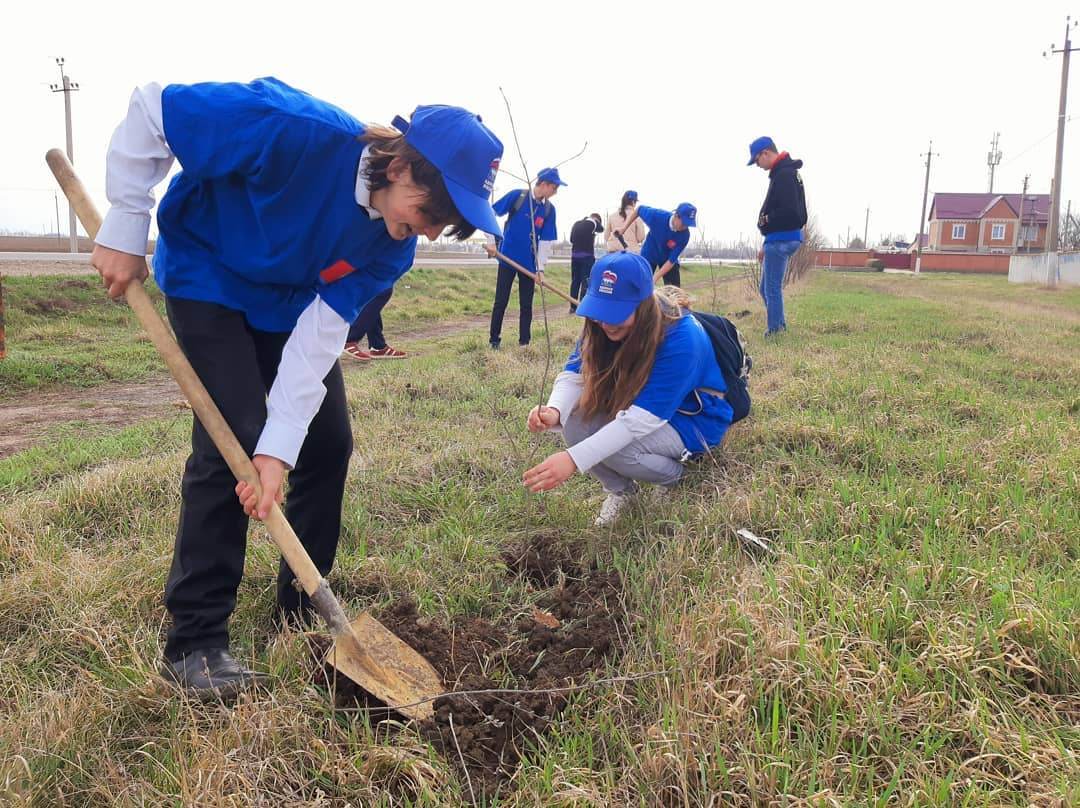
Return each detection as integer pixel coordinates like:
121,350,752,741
0,377,184,458
312,536,626,803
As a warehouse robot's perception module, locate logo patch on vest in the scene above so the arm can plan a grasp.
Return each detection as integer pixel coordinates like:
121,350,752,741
535,216,545,228
666,239,676,249
320,259,356,284
599,269,618,294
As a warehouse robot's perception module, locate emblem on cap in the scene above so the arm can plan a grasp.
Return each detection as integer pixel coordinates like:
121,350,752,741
599,269,618,295
484,159,500,193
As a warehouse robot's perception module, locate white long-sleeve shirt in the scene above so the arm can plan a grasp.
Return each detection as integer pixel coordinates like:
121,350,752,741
545,369,669,472
97,83,377,468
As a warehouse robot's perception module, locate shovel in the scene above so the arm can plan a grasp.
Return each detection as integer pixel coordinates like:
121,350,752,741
46,149,441,720
491,249,578,307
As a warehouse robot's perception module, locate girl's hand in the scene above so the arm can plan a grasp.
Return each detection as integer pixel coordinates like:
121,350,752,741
235,454,286,520
522,451,577,492
526,405,561,433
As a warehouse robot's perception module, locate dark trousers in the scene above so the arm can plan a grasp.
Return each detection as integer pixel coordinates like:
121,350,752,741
489,260,536,346
570,255,595,310
653,261,681,288
347,288,392,350
163,297,353,661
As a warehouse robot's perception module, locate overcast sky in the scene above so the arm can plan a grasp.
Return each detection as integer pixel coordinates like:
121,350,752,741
2,0,1078,247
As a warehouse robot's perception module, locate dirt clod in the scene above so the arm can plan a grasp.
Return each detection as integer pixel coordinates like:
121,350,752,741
310,536,625,802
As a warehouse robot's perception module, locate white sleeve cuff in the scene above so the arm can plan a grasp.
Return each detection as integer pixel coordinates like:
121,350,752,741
538,240,553,269
254,418,309,469
96,208,152,256
546,370,583,428
254,297,351,468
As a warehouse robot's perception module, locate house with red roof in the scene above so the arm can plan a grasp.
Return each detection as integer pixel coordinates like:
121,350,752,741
928,192,1049,253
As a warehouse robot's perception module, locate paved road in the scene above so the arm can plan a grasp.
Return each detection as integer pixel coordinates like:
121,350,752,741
0,252,572,276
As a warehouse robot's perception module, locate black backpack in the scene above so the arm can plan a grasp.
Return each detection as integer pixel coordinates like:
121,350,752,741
688,311,753,423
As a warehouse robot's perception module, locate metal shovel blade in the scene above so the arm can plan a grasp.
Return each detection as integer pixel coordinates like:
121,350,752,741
326,612,442,721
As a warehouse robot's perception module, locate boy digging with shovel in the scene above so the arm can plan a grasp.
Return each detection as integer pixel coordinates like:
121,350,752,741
91,77,503,698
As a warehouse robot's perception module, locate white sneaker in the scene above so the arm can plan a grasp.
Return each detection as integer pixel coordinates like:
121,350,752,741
595,489,636,527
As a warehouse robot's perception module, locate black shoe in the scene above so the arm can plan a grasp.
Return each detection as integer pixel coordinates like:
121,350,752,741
489,341,501,350
159,648,267,700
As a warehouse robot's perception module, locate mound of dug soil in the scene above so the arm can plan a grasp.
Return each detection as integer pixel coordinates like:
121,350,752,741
311,536,626,802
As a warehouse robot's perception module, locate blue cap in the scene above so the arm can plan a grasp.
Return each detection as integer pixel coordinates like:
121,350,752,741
536,167,567,186
576,252,653,325
392,105,504,236
747,136,776,165
675,202,697,227
625,189,638,201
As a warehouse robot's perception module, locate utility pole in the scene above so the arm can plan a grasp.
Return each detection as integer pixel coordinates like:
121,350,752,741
915,139,938,274
864,207,870,247
1046,18,1078,253
49,57,80,253
53,193,62,247
1017,175,1030,252
986,132,1002,193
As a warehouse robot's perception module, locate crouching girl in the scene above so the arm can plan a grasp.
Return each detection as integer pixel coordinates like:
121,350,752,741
522,252,733,526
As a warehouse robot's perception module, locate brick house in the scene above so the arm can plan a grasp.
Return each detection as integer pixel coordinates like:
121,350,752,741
928,192,1049,253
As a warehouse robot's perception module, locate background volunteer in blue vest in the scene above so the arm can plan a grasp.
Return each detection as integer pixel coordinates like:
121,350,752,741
615,201,697,287
484,167,564,348
90,78,503,698
568,212,602,312
521,252,733,527
748,136,808,336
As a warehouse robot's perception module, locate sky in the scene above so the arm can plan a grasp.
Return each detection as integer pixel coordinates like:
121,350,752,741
1,0,1078,248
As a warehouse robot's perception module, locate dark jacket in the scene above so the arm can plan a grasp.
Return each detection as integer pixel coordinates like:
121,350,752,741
569,217,601,257
757,154,807,237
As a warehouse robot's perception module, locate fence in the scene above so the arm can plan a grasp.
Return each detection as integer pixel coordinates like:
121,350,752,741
1008,252,1080,286
814,250,1013,274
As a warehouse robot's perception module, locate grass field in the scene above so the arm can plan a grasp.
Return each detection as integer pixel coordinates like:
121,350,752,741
1,270,1077,806
0,261,740,402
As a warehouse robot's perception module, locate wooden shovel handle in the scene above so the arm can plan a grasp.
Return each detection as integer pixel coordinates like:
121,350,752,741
493,250,579,307
45,148,323,594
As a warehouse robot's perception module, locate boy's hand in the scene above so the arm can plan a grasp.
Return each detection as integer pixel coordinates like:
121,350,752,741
483,243,498,258
522,451,577,492
235,454,286,520
526,405,561,433
90,244,149,301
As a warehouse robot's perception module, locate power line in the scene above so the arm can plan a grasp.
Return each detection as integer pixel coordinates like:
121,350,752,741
1045,16,1078,253
987,132,1002,193
49,57,80,253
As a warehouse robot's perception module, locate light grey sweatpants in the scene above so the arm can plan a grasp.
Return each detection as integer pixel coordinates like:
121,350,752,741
563,410,688,494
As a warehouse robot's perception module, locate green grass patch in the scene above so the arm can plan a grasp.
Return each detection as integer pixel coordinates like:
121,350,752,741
1,270,1076,805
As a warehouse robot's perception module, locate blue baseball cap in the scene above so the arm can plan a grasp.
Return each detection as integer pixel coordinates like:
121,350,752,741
392,105,504,236
675,202,697,227
625,189,638,201
576,252,653,325
536,167,567,186
747,136,776,165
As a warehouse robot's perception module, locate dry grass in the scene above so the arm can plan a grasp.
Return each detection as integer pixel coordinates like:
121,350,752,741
1,271,1077,805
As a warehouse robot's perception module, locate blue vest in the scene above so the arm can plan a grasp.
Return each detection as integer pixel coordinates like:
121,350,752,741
153,77,416,332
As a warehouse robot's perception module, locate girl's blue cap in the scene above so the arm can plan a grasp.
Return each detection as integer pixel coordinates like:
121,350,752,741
576,252,653,325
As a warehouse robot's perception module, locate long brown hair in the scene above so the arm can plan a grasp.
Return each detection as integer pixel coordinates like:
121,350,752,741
577,291,683,418
360,125,476,240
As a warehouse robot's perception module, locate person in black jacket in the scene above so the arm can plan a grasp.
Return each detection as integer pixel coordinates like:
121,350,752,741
748,136,807,335
568,213,602,311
